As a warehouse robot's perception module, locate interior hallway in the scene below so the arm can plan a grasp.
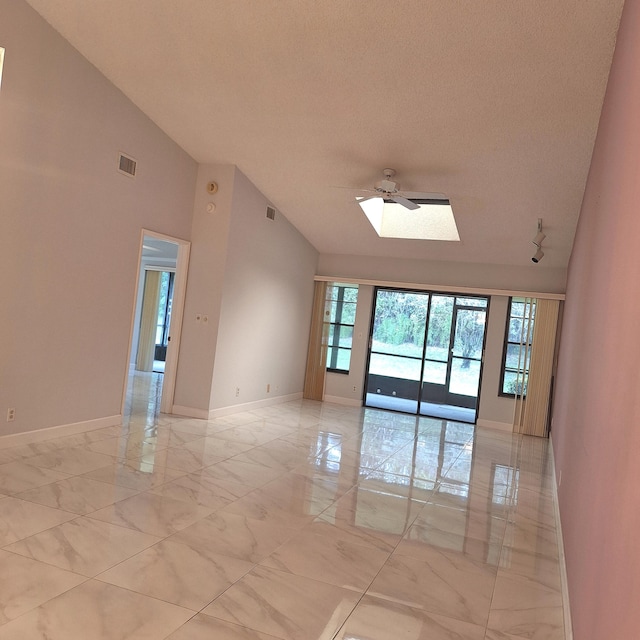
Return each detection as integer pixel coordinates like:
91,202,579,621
0,377,565,639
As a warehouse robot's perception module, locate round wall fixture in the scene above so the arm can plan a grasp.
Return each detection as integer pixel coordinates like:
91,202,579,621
206,202,216,214
206,181,218,194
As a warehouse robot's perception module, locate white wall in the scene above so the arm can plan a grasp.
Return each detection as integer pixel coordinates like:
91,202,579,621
173,164,236,414
1,0,197,435
209,169,318,410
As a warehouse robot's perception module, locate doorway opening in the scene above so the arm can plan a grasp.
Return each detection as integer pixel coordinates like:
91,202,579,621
364,288,489,422
124,232,190,420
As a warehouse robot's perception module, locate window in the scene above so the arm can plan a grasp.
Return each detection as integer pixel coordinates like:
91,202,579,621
326,284,358,373
500,297,536,396
155,271,175,350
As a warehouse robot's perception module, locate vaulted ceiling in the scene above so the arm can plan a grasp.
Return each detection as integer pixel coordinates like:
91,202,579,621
26,0,624,270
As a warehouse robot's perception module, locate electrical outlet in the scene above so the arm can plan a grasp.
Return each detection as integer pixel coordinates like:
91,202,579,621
352,385,357,392
267,384,271,393
6,408,15,422
235,387,240,397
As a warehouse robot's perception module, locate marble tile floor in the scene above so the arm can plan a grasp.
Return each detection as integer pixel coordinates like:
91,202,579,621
0,373,566,639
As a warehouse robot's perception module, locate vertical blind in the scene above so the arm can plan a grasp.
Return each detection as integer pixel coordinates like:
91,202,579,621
303,281,330,400
513,298,560,437
136,270,161,372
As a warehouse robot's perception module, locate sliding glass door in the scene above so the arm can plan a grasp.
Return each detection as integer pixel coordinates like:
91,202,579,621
365,289,488,422
366,290,428,414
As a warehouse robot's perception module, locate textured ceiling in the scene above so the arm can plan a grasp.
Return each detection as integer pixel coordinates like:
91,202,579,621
25,0,624,269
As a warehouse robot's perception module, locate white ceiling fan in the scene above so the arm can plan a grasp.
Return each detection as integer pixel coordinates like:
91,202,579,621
353,168,421,210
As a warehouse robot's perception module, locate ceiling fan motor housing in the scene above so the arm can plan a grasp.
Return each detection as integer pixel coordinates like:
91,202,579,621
376,178,399,193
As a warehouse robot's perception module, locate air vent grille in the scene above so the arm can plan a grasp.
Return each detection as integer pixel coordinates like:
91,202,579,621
118,153,137,178
266,206,276,220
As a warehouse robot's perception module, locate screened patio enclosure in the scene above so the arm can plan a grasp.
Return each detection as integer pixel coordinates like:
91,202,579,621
365,288,489,423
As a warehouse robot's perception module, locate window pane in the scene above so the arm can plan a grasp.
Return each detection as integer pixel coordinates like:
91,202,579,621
326,284,358,373
425,296,453,360
452,309,485,359
502,370,528,395
329,325,353,347
449,358,481,397
329,301,356,324
455,297,487,308
505,343,531,370
327,347,352,371
508,317,524,343
342,287,358,303
372,339,424,358
510,301,525,318
371,291,428,353
501,297,536,396
340,302,357,324
423,360,446,384
327,285,358,302
368,353,422,381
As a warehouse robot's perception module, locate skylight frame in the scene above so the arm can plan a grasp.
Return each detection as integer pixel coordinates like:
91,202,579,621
358,196,460,241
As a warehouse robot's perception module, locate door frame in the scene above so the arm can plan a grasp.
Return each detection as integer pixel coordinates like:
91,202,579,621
421,297,489,410
122,229,191,415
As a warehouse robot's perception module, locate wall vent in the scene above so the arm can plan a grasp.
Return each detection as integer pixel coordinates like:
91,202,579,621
266,206,276,220
118,153,137,178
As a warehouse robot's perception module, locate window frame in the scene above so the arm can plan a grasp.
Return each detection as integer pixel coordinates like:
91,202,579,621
326,284,358,374
499,297,535,398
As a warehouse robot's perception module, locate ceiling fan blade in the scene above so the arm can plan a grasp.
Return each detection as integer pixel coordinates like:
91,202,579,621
334,186,378,193
355,195,379,204
389,194,420,210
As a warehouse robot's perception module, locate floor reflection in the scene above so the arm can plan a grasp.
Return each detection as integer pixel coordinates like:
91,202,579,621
0,378,564,638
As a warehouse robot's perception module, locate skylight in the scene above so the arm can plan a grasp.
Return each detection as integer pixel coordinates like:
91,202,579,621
358,197,460,241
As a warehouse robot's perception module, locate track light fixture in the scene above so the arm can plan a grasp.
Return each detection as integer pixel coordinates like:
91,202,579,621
531,218,545,263
532,231,546,246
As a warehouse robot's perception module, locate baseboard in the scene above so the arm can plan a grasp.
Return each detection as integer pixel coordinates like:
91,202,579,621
0,414,122,449
550,439,573,640
170,405,210,420
323,395,362,408
204,392,304,420
476,418,513,432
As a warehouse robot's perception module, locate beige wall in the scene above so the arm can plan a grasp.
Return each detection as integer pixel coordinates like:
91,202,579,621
477,296,516,427
318,253,567,294
1,0,197,435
